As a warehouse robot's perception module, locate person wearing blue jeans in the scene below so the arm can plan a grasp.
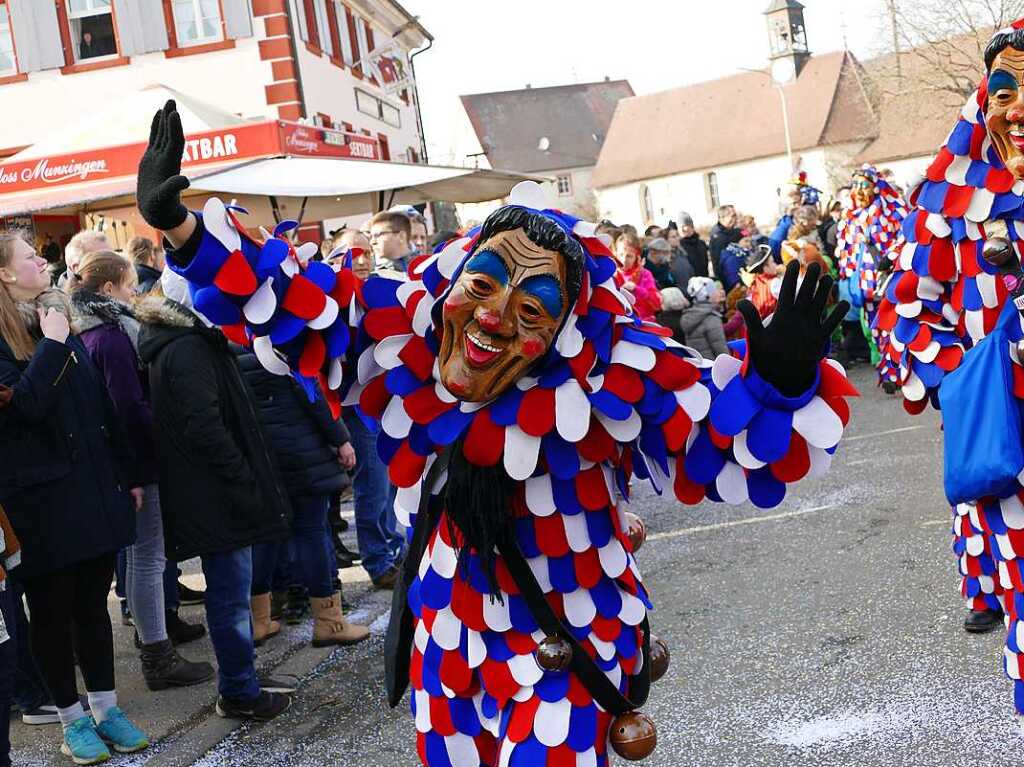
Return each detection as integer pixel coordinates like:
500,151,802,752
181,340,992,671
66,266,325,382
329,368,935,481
201,548,259,702
343,412,406,588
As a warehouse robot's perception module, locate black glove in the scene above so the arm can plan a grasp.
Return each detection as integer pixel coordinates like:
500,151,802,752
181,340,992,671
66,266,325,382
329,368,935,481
137,100,190,231
737,261,848,397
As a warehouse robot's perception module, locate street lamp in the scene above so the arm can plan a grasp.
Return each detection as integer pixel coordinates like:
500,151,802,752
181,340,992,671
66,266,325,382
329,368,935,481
739,66,794,172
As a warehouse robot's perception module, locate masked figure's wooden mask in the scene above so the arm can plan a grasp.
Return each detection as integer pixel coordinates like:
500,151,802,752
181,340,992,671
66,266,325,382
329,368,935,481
439,227,569,402
987,47,1024,179
851,173,876,210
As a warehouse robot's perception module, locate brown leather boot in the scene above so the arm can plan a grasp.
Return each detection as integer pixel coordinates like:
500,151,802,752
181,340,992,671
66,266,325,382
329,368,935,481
251,593,281,647
310,593,370,647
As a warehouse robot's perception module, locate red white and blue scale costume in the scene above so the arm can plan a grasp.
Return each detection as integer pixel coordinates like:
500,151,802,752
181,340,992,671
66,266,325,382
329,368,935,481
167,182,856,765
835,165,908,385
874,44,1024,712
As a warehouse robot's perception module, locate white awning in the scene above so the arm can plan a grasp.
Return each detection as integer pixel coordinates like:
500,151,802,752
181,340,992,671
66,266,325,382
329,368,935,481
186,156,541,219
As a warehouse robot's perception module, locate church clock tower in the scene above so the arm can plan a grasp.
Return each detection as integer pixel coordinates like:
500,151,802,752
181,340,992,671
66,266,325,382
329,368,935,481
765,0,810,85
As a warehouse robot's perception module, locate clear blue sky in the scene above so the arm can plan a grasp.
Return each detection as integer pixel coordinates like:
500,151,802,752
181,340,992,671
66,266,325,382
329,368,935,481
401,0,890,165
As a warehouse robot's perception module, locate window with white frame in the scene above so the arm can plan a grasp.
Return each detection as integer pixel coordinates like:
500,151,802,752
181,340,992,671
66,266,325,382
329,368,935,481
704,171,720,210
334,1,353,65
311,0,332,57
0,9,16,75
172,0,223,47
556,175,572,197
354,15,369,71
67,0,117,61
355,88,400,128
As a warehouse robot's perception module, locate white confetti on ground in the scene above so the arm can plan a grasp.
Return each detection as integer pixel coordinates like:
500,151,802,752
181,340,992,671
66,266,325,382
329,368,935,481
764,708,908,751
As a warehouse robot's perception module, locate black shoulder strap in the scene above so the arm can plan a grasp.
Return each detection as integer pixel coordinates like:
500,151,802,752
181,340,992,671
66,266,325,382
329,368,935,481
497,537,651,716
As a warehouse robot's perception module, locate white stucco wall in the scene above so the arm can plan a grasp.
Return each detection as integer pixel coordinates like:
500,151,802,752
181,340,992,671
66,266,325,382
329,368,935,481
0,40,274,153
595,143,871,231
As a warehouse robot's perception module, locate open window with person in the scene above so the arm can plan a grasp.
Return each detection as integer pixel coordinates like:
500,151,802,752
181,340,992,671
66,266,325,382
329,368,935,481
67,0,117,61
171,0,224,47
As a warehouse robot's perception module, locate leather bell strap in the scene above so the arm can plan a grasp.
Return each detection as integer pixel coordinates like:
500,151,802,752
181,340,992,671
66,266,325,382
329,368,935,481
497,537,651,716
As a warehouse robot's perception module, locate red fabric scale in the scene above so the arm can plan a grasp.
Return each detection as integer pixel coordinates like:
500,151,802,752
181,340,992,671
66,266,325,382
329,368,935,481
358,375,391,419
410,646,425,691
943,185,974,218
518,387,556,436
578,419,616,464
534,514,570,558
907,324,933,353
568,342,597,389
404,385,456,425
590,614,622,642
329,267,354,307
928,238,956,283
960,240,983,278
662,406,693,453
707,424,732,450
494,558,520,596
479,658,520,706
428,692,457,735
926,147,955,182
298,332,326,377
281,273,327,320
647,351,700,392
389,441,428,488
986,167,1016,194
220,322,249,347
825,396,851,427
363,306,413,340
819,362,860,399
505,630,537,655
969,122,987,160
403,289,426,323
439,649,474,695
603,365,644,402
903,397,929,415
214,249,258,296
566,675,592,707
673,453,706,504
590,287,629,315
506,696,541,742
450,576,487,632
398,336,435,381
770,433,811,483
575,466,610,510
934,345,964,371
547,744,579,767
573,546,603,589
463,410,504,467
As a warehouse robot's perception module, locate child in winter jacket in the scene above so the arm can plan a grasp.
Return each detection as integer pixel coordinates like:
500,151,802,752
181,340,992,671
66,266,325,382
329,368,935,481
680,276,729,359
614,232,662,322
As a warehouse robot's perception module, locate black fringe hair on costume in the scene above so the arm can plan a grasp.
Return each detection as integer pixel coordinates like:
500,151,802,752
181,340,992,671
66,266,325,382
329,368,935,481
986,28,1024,73
443,434,518,600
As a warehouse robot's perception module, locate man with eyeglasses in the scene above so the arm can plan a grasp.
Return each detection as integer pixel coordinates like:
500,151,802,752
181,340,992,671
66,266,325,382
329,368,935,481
369,212,414,275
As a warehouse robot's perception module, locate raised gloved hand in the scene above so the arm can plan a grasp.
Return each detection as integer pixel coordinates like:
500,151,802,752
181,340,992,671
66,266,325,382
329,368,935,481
737,260,848,397
137,100,190,231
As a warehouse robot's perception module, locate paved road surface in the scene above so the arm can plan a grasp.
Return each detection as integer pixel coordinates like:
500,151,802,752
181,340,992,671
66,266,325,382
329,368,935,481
12,363,1021,766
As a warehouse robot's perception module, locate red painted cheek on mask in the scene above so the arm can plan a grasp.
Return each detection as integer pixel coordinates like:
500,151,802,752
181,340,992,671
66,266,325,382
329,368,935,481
522,338,545,358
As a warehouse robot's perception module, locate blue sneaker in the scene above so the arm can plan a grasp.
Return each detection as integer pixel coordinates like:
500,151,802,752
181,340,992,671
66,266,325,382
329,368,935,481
93,707,149,754
60,717,110,765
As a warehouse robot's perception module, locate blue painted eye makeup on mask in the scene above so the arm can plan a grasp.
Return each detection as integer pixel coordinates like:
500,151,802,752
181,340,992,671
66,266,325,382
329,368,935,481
519,275,563,318
989,69,1020,95
464,250,509,286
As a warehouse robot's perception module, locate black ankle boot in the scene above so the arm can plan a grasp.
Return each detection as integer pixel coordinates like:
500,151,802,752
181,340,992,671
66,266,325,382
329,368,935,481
141,639,215,691
964,608,1003,634
166,609,206,645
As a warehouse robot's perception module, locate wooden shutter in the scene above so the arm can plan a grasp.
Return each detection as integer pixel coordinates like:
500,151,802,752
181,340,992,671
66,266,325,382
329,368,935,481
112,0,169,56
223,0,253,39
7,0,64,71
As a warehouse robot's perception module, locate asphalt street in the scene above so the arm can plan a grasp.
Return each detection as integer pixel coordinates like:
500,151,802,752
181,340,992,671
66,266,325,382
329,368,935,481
11,362,1021,766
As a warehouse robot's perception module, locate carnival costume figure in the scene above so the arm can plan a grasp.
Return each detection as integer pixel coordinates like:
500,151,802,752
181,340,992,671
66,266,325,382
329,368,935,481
835,165,908,387
136,101,857,765
874,19,1024,705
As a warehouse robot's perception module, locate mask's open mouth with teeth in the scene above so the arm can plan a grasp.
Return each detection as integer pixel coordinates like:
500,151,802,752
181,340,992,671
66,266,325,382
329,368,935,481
464,329,504,366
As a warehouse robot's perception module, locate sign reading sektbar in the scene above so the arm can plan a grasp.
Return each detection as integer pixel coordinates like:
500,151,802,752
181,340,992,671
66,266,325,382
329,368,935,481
0,120,382,196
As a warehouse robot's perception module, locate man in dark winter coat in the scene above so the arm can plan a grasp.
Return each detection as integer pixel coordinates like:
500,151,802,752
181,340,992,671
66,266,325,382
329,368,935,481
674,212,710,278
136,275,292,723
708,204,742,279
233,346,370,648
